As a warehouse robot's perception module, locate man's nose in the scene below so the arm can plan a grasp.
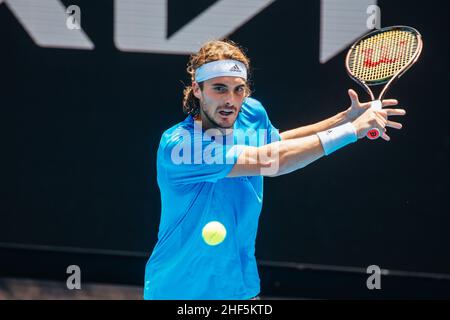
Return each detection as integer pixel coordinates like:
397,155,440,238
224,92,235,107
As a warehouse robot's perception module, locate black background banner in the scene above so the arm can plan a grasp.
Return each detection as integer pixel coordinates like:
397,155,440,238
1,0,449,283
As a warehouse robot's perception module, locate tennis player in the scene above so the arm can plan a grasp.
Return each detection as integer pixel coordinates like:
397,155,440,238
143,40,405,300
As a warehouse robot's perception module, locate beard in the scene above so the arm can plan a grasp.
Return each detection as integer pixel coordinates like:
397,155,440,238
200,100,237,129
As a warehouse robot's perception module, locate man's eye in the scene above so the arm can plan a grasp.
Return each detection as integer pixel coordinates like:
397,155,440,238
214,87,226,93
236,87,245,93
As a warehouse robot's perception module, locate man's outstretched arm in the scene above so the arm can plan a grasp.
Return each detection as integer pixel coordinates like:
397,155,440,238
279,89,401,140
229,134,326,177
228,102,405,178
279,110,349,140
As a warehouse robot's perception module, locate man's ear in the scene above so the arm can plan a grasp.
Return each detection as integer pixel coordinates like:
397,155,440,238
192,82,202,99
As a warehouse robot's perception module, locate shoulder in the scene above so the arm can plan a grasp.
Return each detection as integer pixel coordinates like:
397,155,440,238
242,97,268,115
159,116,194,153
241,97,270,121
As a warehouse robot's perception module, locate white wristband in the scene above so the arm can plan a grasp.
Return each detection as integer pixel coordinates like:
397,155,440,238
316,122,357,156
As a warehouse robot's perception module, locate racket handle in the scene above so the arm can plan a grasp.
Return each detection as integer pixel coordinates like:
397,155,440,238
366,100,382,140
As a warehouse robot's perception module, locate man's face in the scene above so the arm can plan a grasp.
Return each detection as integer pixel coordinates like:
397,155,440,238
193,76,247,129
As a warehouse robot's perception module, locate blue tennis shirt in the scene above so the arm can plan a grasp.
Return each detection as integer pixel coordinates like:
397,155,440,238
144,97,281,299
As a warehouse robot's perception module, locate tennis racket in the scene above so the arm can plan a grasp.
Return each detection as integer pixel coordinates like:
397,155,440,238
345,25,423,140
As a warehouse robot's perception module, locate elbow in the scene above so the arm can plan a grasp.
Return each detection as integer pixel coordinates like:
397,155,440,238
257,142,305,177
273,151,309,177
262,159,282,177
261,152,291,177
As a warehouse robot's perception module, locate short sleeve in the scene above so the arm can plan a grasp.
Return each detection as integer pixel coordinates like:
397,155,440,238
266,116,282,143
245,97,281,144
158,129,246,184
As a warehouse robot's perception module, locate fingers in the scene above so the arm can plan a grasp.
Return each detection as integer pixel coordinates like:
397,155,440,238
375,112,387,125
361,102,404,141
373,117,400,141
369,116,386,138
381,132,391,141
348,89,360,105
386,120,402,130
374,108,404,130
382,99,398,107
376,108,404,133
376,109,388,120
384,108,406,116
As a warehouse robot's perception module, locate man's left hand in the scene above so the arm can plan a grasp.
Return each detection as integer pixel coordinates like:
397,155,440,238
344,88,402,122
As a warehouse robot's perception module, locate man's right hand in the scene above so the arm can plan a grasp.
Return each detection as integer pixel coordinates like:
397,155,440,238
352,105,406,141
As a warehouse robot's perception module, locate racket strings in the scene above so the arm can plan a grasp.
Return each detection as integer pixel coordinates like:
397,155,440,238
349,30,418,83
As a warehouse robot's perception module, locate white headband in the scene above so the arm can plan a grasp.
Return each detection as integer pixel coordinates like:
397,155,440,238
195,59,247,82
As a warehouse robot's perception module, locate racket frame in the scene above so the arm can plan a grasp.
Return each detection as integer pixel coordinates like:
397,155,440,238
345,25,423,101
344,25,423,139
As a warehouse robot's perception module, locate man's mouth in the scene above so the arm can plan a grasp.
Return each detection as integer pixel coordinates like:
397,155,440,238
218,110,234,117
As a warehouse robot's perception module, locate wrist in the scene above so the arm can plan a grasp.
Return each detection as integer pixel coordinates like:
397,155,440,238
316,122,358,156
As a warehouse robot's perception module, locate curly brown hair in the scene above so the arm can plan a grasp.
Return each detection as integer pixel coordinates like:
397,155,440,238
182,39,251,117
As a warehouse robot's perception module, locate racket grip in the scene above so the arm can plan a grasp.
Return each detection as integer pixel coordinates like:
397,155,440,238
366,100,382,140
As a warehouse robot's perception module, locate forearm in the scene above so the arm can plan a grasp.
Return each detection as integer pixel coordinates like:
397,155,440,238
272,134,325,176
228,121,357,178
279,109,349,140
274,121,357,176
228,134,325,177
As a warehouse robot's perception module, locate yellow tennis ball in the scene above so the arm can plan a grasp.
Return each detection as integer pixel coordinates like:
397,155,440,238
202,221,227,246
